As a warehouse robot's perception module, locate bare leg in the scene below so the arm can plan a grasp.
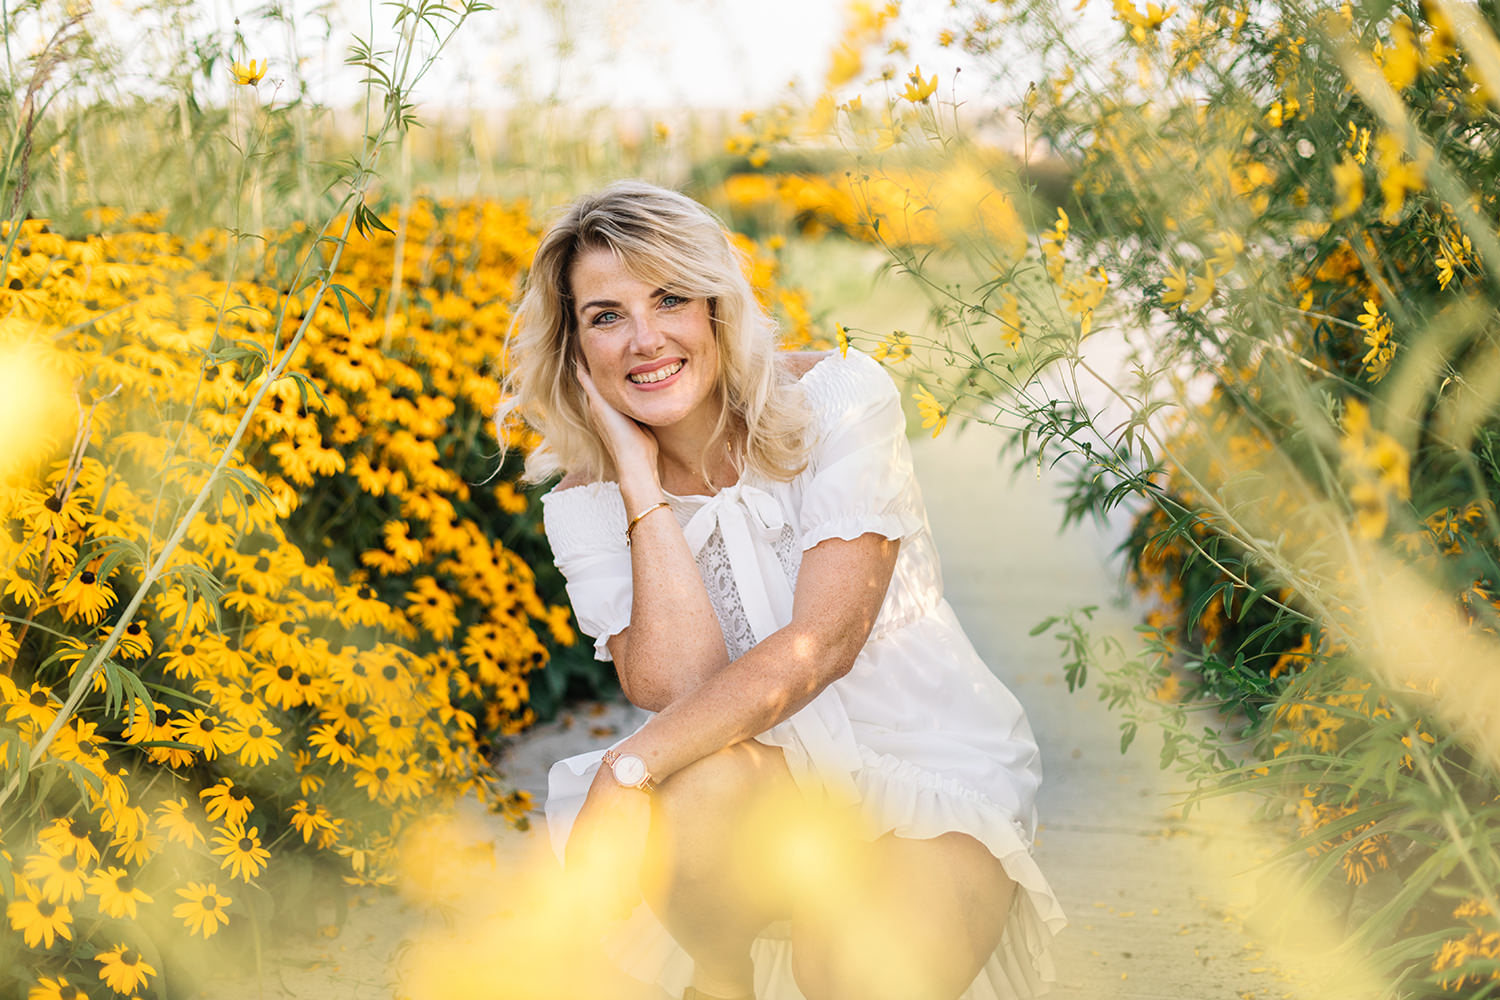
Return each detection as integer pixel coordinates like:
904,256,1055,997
790,831,1017,1000
639,740,801,997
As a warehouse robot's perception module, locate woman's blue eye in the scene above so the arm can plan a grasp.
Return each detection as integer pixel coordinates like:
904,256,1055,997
591,310,620,325
660,294,686,308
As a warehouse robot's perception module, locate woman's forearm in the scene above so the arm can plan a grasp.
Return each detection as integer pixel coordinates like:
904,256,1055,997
610,532,897,784
614,613,866,784
613,470,730,710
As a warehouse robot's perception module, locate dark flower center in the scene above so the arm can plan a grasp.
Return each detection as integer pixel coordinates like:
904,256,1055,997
80,571,96,585
254,556,270,572
126,622,141,635
277,666,293,680
375,766,389,781
279,621,295,634
29,690,47,707
229,788,248,801
297,672,311,686
37,900,56,917
181,643,196,655
116,872,134,891
44,495,61,512
335,731,350,745
388,716,402,728
383,666,398,680
199,718,216,732
122,948,140,964
202,895,216,909
248,726,263,739
154,708,170,726
238,837,254,851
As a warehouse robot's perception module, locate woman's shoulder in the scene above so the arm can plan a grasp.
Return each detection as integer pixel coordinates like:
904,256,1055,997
777,349,837,381
789,348,895,418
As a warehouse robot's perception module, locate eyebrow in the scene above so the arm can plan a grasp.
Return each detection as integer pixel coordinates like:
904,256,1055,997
577,288,673,314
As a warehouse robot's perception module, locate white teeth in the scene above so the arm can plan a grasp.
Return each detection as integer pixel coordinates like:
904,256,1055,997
628,360,684,384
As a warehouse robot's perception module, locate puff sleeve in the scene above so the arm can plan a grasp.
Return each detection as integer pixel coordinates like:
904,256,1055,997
540,483,632,661
796,349,926,550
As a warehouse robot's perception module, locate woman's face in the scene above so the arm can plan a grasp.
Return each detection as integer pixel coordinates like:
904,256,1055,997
570,247,721,431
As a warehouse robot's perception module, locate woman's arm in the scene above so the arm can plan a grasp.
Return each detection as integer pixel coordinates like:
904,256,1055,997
611,528,899,782
606,466,730,710
572,366,729,709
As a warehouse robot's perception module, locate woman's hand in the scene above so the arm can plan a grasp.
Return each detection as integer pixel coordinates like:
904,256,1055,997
576,363,659,485
564,765,654,921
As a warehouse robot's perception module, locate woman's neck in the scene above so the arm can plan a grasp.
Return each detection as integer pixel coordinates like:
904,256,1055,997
653,409,741,496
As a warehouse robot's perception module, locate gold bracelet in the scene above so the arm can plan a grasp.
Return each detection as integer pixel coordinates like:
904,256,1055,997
625,501,670,545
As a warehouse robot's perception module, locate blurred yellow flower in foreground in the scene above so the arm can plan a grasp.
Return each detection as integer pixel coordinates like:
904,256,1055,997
230,59,266,85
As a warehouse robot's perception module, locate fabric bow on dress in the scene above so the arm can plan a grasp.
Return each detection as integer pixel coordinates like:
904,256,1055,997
678,482,864,801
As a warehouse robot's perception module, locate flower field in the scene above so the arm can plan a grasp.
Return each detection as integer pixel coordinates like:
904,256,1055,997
6,0,1500,995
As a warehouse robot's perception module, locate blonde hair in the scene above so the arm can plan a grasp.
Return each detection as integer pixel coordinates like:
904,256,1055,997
499,180,809,485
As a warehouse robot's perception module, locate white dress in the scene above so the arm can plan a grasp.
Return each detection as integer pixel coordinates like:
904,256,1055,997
540,349,1066,1000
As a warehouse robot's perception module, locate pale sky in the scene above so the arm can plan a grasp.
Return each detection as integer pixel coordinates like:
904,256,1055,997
64,0,983,111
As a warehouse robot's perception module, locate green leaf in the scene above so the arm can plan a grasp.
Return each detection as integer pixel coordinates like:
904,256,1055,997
1029,615,1060,637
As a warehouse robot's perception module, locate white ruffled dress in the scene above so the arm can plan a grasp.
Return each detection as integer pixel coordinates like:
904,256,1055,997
540,349,1066,1000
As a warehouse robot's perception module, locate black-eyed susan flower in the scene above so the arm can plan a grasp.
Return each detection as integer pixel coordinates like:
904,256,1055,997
210,822,271,881
6,682,60,729
7,883,74,948
255,663,303,710
36,817,99,864
86,865,153,919
287,799,339,845
107,823,162,867
154,796,206,847
95,943,157,994
307,723,359,766
159,637,213,681
173,881,231,937
225,718,283,766
172,708,232,760
23,846,88,903
48,565,116,624
26,975,88,1000
199,777,255,826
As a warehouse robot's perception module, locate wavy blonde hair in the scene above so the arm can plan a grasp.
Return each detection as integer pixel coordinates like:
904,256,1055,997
499,180,809,485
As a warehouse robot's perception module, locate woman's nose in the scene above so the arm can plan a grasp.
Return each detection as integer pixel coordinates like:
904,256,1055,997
630,314,667,353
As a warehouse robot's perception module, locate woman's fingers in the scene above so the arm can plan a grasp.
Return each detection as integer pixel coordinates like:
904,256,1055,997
574,362,659,473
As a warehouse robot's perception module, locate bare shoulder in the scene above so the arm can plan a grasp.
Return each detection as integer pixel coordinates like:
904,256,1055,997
778,350,836,380
554,471,595,492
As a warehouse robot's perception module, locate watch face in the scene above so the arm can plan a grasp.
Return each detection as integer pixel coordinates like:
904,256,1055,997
613,753,647,788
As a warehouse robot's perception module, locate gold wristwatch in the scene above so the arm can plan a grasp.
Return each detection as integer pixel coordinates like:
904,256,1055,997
601,748,655,793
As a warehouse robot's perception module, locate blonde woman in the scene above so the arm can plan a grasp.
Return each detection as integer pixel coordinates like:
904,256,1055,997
503,180,1065,1000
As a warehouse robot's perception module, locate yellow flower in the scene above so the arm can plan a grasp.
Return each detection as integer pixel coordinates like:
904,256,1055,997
997,293,1023,349
1182,265,1216,313
173,881,232,937
1331,156,1364,220
1160,262,1189,307
95,943,157,995
86,866,153,919
210,823,271,882
1357,298,1396,382
230,59,266,85
835,323,851,357
901,65,938,102
7,884,73,948
913,385,949,438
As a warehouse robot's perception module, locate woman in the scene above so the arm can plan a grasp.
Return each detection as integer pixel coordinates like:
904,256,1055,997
502,180,1065,1000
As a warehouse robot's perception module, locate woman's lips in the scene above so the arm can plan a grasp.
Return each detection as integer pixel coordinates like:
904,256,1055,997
627,359,685,387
